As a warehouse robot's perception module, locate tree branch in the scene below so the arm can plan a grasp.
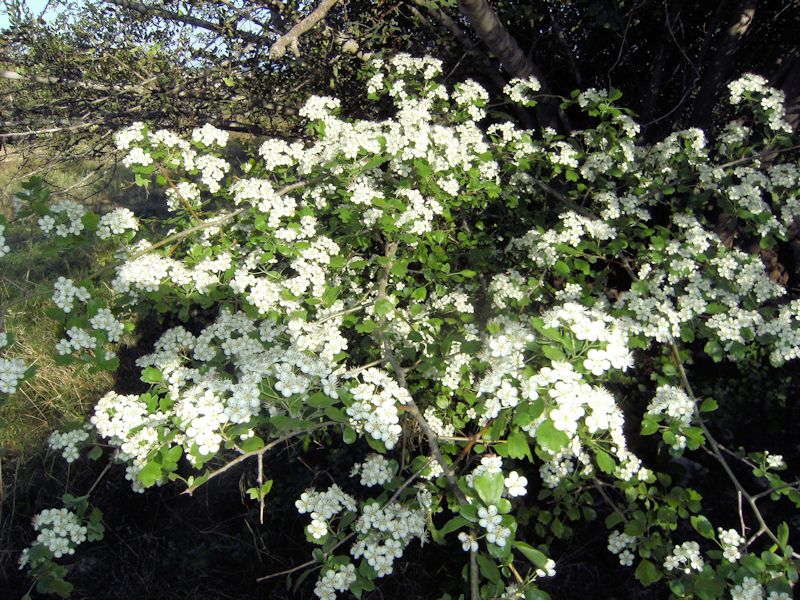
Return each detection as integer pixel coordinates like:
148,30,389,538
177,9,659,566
457,0,559,129
269,0,341,59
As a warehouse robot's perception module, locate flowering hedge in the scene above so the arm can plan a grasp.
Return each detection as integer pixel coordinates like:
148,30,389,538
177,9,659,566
2,55,799,599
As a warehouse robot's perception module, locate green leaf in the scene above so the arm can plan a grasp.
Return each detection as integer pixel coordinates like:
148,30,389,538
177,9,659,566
141,367,162,383
476,553,501,583
690,515,715,540
777,521,789,548
553,260,571,276
164,445,183,463
634,559,662,586
437,516,468,540
307,392,335,408
412,287,427,301
240,436,265,453
513,541,548,569
473,472,504,506
699,398,718,413
640,417,659,435
325,406,348,422
374,298,393,316
541,345,566,362
506,431,533,461
536,419,570,453
594,449,615,474
342,426,357,444
138,461,162,487
88,446,103,461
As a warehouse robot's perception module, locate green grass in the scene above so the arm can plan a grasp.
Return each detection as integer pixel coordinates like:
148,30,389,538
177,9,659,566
0,149,125,456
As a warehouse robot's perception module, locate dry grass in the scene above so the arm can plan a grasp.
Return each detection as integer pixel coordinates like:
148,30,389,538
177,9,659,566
0,150,121,456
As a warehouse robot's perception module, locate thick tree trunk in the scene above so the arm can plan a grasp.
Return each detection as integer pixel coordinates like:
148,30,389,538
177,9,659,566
691,0,758,127
775,55,800,132
457,0,560,129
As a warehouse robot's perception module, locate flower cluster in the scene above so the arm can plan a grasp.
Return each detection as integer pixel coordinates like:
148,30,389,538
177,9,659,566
52,277,91,313
728,73,792,133
89,308,125,342
191,123,229,147
97,207,138,240
313,563,357,600
351,500,427,576
607,530,636,566
0,222,10,257
55,327,97,356
477,504,511,547
663,541,704,574
0,356,28,394
503,76,541,106
646,385,694,428
38,199,85,238
19,508,87,564
718,528,744,562
48,426,90,462
296,484,357,541
350,454,394,487
345,368,411,449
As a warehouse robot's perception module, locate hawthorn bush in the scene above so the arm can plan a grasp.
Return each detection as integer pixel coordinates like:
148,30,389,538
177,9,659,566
2,55,799,599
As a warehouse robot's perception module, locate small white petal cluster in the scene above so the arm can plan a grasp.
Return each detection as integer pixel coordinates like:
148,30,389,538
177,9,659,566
55,327,97,356
503,76,541,106
191,123,229,147
458,531,479,552
0,331,7,349
231,178,297,227
0,356,28,394
607,530,636,566
765,452,785,470
452,79,489,121
91,391,165,491
663,541,704,574
489,270,528,309
423,407,454,437
728,73,792,133
646,385,694,427
90,308,125,342
38,200,85,237
477,504,510,547
395,188,443,237
112,244,232,298
351,500,427,577
0,223,10,257
535,558,557,578
165,181,201,211
48,426,90,462
195,155,230,193
296,484,357,541
731,577,764,600
350,454,394,487
466,455,503,488
122,146,153,168
313,563,357,600
22,508,87,562
510,210,617,268
503,471,528,497
114,122,145,150
346,368,411,449
718,528,744,562
97,207,138,240
259,138,304,170
543,302,634,374
52,277,91,313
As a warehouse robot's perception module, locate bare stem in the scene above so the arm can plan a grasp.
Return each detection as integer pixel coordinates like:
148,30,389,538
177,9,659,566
669,338,799,559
